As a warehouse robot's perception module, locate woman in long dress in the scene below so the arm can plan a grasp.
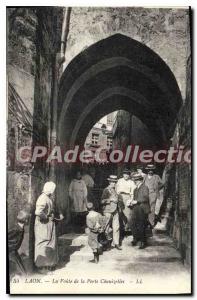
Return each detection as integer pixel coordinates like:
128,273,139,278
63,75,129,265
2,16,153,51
69,171,88,232
34,181,59,274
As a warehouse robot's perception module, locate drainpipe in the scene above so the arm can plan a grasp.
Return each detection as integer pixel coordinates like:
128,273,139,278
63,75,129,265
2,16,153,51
60,7,72,63
49,7,72,181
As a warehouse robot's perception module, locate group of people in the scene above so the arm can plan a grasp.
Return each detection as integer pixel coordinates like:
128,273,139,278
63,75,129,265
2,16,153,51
86,164,164,263
8,164,164,276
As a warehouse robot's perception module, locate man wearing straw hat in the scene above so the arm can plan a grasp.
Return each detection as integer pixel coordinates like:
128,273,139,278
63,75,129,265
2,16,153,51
101,175,122,250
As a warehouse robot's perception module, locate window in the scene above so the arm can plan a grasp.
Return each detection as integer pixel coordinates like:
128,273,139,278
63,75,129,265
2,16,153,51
92,133,99,145
107,137,112,148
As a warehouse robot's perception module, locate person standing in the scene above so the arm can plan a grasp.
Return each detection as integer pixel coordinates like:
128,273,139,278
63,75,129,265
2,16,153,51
131,174,150,249
101,175,122,250
86,202,103,263
136,165,146,178
144,164,164,227
116,169,136,231
34,181,63,274
8,210,30,278
69,171,88,232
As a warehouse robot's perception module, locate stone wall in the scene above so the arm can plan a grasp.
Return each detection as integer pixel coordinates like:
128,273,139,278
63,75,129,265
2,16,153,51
64,7,189,100
113,110,131,149
112,111,159,175
7,7,63,220
7,8,37,229
32,7,63,197
164,52,191,267
113,112,156,148
7,7,63,264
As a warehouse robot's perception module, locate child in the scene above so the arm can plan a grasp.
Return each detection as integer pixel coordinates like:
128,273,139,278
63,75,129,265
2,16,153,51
8,210,30,277
86,202,103,263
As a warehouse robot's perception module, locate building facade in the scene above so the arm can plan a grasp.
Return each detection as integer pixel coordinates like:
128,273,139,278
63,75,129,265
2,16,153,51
84,113,115,163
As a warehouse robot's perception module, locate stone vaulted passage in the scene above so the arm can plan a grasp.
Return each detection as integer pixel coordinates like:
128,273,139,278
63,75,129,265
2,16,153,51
55,33,183,229
57,33,182,148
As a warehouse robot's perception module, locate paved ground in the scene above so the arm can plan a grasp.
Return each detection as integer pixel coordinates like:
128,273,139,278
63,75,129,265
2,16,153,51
11,225,191,294
45,225,190,294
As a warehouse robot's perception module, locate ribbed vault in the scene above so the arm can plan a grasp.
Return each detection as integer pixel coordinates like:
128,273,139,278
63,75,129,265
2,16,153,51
58,33,182,147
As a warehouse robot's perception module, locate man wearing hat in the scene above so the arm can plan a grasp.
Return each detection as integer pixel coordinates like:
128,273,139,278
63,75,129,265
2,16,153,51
131,173,150,249
100,175,122,250
136,165,146,178
144,164,164,227
116,169,136,231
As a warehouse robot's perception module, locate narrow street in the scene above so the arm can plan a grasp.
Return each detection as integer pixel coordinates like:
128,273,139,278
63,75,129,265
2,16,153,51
10,222,191,294
44,224,190,294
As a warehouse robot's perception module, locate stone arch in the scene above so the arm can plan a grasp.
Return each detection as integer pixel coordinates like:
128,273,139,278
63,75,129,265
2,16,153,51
57,33,182,148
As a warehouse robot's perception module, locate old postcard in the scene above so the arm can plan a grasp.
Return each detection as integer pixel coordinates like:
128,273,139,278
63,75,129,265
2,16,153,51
7,6,192,294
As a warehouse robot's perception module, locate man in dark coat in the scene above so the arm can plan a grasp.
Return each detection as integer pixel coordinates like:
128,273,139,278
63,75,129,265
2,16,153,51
8,210,30,277
130,173,150,249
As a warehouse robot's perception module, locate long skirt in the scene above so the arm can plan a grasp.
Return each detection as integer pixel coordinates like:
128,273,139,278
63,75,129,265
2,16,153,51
131,204,148,242
34,217,58,268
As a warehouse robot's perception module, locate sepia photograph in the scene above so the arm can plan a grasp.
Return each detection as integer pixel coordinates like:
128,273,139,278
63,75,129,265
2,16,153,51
6,5,192,294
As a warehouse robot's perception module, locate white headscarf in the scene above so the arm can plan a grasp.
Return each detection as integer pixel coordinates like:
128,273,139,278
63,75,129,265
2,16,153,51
42,181,56,195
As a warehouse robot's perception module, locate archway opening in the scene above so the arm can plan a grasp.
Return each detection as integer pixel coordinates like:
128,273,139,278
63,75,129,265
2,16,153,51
56,33,183,225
